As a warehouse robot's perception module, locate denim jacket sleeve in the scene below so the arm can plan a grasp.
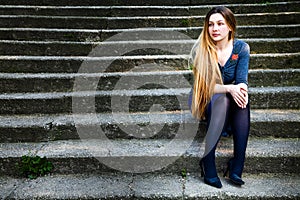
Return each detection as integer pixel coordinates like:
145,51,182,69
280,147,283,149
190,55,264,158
234,40,250,85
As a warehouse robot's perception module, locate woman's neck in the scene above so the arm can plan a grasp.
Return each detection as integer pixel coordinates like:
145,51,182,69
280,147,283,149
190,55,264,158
216,39,233,51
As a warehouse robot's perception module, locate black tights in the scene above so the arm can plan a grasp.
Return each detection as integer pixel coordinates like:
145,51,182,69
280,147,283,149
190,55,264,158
202,93,250,178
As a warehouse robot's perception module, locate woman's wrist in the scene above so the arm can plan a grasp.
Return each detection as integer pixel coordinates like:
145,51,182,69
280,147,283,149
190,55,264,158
224,85,234,94
214,84,235,94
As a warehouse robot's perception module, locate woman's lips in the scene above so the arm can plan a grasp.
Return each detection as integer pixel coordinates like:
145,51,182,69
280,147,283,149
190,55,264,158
212,34,220,37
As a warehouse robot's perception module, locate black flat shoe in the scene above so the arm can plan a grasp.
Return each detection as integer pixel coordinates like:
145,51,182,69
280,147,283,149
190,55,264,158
200,159,222,189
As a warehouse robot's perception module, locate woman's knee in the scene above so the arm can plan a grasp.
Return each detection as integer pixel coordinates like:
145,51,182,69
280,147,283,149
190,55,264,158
212,93,231,109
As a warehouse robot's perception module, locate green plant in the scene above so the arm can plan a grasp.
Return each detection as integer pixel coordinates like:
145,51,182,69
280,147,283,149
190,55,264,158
181,168,187,178
181,19,190,27
16,154,53,179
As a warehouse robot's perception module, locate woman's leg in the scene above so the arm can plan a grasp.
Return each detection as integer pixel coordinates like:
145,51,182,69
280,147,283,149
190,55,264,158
202,93,230,178
230,100,250,177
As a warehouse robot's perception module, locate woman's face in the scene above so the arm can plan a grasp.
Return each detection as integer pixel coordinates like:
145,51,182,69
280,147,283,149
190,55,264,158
208,13,231,42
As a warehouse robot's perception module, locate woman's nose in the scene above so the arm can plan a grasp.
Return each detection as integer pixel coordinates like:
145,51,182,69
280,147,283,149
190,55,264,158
213,25,218,31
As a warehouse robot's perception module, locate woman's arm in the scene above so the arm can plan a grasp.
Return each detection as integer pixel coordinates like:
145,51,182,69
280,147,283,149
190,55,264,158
235,42,250,85
214,41,250,109
233,42,250,108
214,83,248,109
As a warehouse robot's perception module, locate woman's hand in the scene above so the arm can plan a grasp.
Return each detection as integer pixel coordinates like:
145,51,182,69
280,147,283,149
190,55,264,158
228,83,248,108
214,83,248,108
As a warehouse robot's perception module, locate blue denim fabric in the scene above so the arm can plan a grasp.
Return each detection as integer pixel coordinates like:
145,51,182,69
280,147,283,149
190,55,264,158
219,39,250,85
188,39,250,137
187,39,250,110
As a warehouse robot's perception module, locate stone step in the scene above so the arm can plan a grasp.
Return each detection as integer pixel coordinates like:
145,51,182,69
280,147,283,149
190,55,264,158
0,69,299,93
0,12,298,29
1,25,298,41
0,87,299,114
0,109,299,142
0,53,299,73
101,25,300,42
0,2,298,16
1,38,299,56
0,0,297,6
1,173,300,200
1,137,299,176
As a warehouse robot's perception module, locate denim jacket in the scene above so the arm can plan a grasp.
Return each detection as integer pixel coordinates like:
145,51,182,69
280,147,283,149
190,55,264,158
188,39,250,111
219,39,250,85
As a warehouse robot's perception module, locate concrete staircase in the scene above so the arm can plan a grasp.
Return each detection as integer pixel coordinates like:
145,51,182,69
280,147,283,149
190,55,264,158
0,0,299,199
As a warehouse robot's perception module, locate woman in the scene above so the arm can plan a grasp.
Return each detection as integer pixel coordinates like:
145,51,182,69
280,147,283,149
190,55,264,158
188,6,250,188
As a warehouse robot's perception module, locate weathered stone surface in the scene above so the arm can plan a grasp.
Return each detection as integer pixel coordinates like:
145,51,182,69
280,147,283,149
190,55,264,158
1,173,299,199
0,69,299,93
0,87,298,114
0,38,298,57
1,13,299,29
0,109,298,142
0,2,299,17
184,173,300,200
0,0,298,199
5,174,133,200
0,138,299,176
0,25,298,42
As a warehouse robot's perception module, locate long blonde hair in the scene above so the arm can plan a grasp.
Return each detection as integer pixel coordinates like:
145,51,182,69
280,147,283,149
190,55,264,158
190,6,236,120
